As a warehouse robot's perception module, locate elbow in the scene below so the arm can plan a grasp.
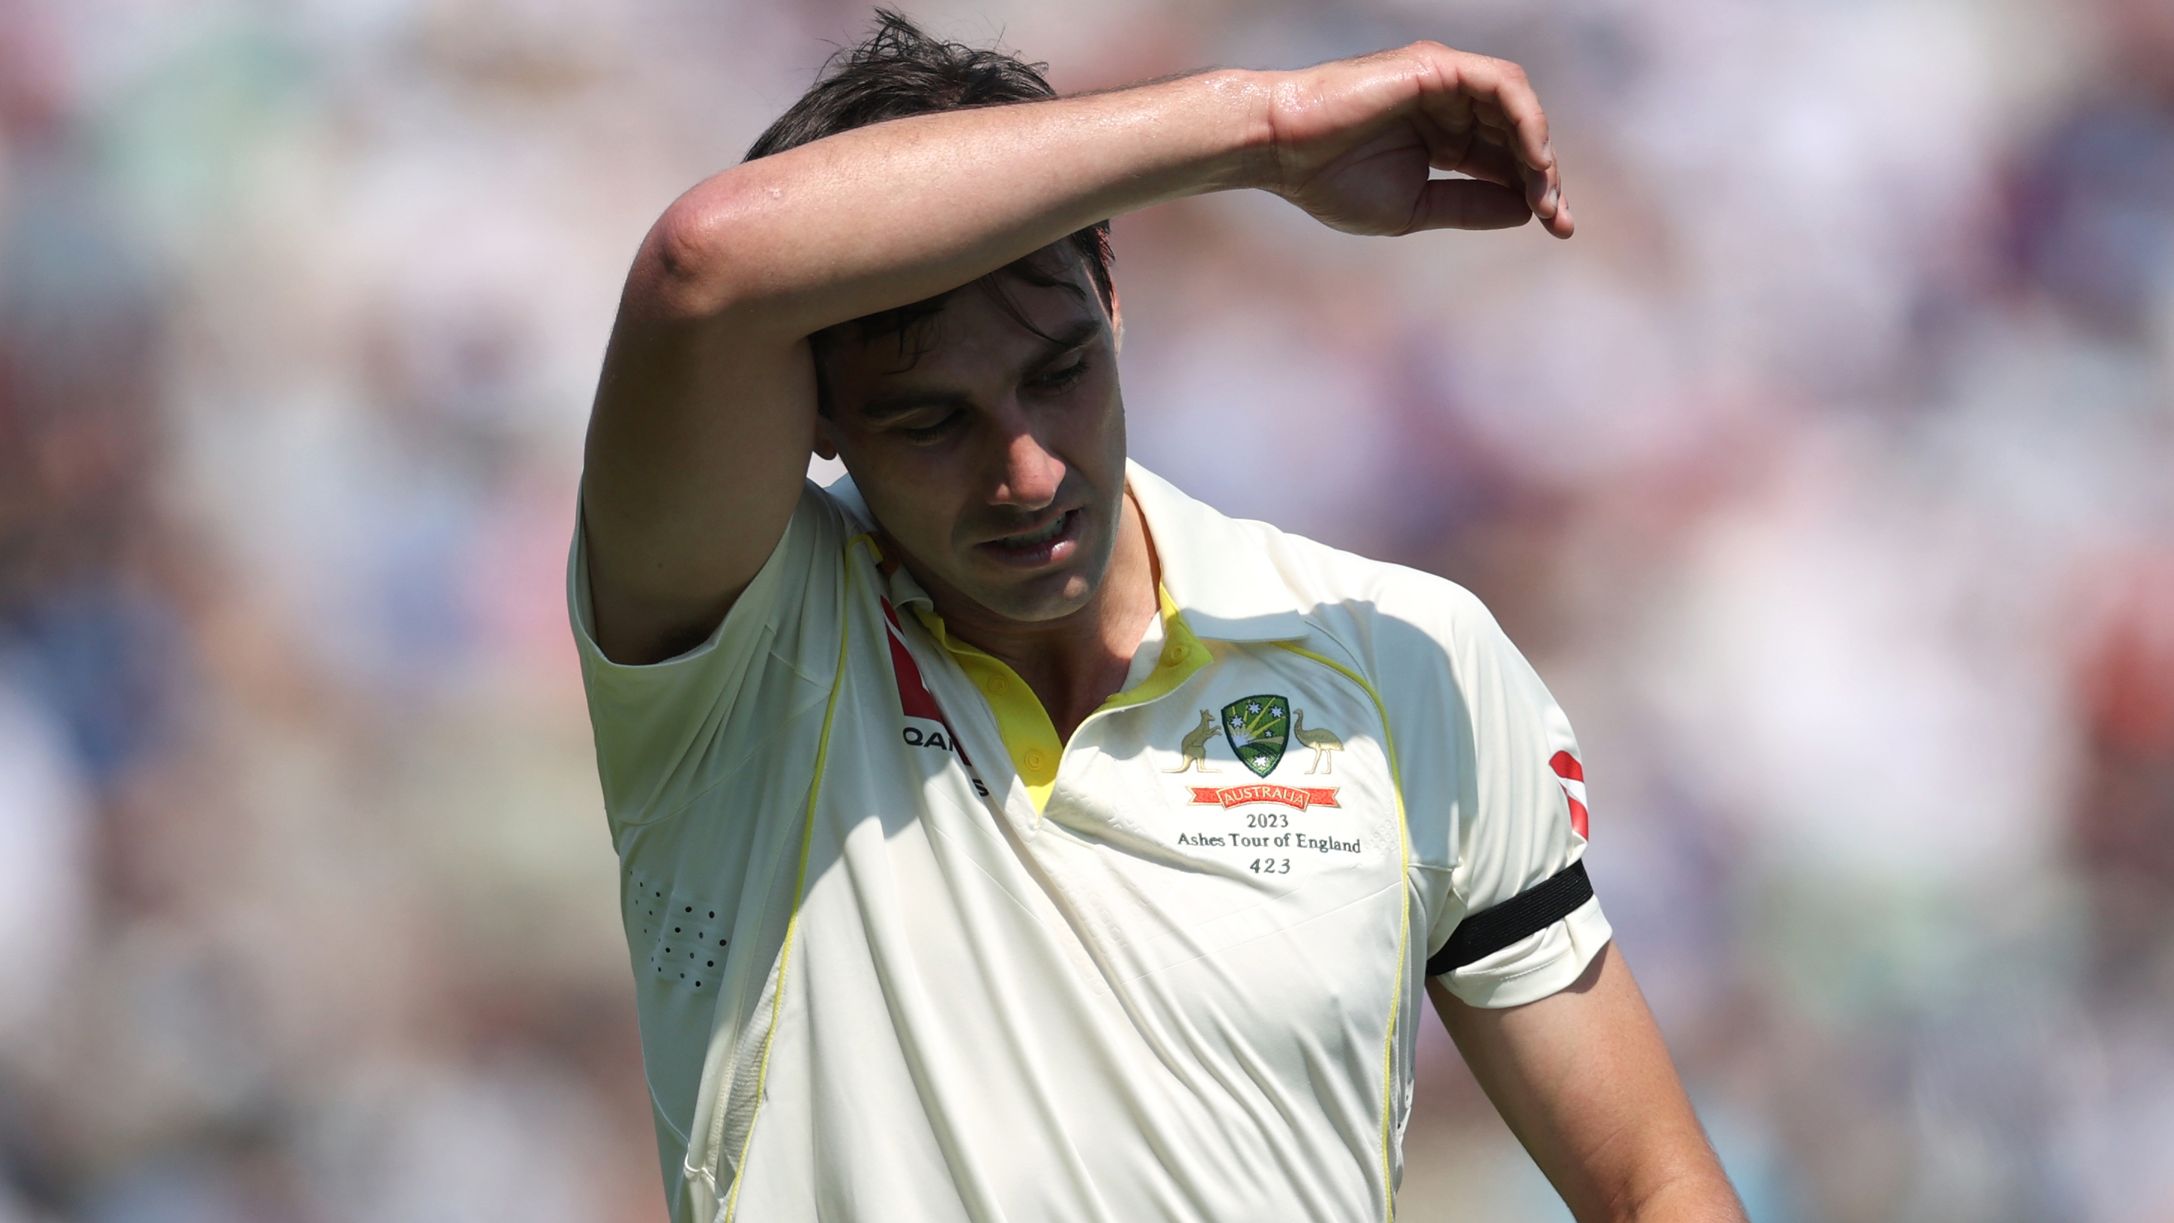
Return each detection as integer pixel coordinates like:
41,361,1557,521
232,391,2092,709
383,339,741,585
634,181,758,319
1605,1167,1749,1223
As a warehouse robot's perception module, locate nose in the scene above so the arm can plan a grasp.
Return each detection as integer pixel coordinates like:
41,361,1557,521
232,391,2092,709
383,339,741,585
987,409,1063,511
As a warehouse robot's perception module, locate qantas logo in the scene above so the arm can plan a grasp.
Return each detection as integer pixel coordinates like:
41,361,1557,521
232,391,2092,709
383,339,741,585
882,599,989,798
881,600,950,729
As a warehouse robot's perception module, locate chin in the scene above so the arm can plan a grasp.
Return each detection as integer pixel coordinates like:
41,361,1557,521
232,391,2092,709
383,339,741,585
979,570,1099,624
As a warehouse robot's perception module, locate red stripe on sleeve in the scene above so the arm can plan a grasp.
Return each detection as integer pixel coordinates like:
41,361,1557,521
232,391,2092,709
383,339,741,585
1550,750,1589,839
1548,750,1584,783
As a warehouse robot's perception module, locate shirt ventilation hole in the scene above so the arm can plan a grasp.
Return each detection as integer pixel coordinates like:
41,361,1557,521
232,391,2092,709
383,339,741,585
630,875,731,993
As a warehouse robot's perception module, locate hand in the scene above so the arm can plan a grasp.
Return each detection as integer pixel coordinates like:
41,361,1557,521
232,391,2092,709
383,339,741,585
1258,41,1572,239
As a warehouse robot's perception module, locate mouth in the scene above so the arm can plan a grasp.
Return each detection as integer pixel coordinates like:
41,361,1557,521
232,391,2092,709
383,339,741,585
976,508,1082,569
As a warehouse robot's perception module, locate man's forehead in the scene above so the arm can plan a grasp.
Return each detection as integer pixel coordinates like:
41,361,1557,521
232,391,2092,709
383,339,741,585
989,244,1096,300
849,256,1106,378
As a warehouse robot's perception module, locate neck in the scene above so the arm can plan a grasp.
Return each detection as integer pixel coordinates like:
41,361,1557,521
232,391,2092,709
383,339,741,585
937,491,1158,741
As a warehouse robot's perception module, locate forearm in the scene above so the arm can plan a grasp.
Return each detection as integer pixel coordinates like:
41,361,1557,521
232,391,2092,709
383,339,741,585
645,68,1271,328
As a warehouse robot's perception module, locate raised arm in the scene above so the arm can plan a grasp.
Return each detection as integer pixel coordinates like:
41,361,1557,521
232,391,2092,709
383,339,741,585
579,39,1569,663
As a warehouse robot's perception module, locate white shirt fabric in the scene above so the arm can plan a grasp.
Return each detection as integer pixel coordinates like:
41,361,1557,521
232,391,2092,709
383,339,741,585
567,462,1611,1223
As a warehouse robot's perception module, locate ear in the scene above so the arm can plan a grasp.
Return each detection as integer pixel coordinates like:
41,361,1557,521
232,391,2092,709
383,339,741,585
1108,283,1124,356
812,416,839,461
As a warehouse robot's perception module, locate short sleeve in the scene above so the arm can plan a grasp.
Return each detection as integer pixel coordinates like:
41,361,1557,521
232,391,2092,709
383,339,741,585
567,480,844,826
1351,568,1612,1011
1422,599,1610,1007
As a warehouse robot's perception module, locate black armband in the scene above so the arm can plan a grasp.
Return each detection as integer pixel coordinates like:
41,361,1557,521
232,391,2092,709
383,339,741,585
1426,860,1593,977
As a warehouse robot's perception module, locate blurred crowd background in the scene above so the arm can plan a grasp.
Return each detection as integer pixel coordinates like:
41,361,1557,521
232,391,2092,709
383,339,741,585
3,0,2171,1218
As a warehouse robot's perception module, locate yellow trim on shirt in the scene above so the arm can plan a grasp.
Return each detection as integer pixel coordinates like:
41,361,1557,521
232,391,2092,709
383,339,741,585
1103,587,1212,713
720,535,865,1223
913,585,1207,813
1271,640,1412,1223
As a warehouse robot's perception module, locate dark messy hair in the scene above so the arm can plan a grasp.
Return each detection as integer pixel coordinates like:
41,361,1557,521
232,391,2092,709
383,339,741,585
745,10,1115,402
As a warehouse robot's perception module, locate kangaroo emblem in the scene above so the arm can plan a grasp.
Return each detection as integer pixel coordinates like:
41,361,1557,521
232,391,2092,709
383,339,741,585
1291,709,1344,775
1166,709,1221,773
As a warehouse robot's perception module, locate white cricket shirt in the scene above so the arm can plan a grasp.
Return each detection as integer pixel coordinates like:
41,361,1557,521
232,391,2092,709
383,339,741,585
568,463,1610,1223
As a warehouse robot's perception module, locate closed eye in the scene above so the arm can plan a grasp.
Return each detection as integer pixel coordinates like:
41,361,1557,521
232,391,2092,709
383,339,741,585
898,412,962,443
1029,356,1090,393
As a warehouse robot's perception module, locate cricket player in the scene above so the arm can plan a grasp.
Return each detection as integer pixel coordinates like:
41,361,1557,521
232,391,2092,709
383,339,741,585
569,10,1746,1221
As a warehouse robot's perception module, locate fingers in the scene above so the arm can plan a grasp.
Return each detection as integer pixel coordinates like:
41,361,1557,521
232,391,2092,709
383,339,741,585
1408,43,1569,237
1407,178,1535,234
1421,123,1520,188
1415,119,1575,238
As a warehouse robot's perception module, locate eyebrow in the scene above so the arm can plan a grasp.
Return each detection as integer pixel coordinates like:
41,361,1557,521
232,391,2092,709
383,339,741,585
856,318,1106,423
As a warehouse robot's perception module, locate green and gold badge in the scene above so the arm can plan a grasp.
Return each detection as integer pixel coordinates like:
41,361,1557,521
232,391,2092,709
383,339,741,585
1220,695,1290,778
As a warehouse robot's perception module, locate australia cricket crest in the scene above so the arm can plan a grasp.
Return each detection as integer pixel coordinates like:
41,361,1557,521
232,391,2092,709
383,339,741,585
1221,695,1290,778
